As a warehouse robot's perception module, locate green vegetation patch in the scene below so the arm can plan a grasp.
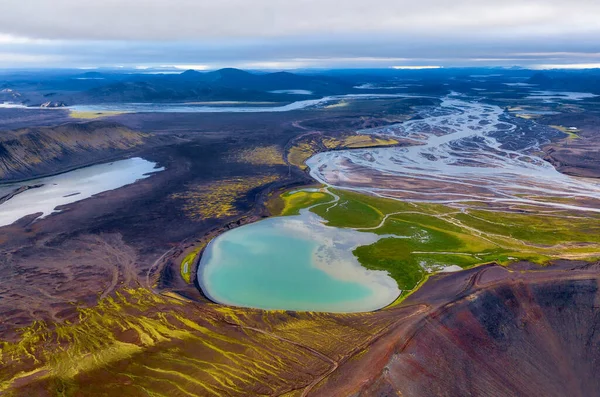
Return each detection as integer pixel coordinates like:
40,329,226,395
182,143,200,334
279,190,333,216
170,174,280,220
550,125,580,140
312,196,383,228
180,247,203,284
454,209,600,247
311,190,408,228
69,110,127,119
277,188,600,295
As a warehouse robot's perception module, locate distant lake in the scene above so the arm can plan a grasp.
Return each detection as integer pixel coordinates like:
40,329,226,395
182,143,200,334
526,91,599,101
68,100,323,113
0,102,29,109
268,89,313,95
0,157,163,227
198,209,400,312
67,94,426,114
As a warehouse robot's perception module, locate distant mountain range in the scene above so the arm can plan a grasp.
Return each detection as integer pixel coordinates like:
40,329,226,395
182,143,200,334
81,68,353,102
0,68,353,105
2,67,600,107
528,70,600,92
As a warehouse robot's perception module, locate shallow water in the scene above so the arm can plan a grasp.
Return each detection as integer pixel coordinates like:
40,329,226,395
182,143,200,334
0,157,163,227
67,94,425,113
198,209,400,312
307,94,600,212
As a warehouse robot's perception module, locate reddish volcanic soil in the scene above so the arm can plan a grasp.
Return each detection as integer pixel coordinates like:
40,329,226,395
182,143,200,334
312,261,600,397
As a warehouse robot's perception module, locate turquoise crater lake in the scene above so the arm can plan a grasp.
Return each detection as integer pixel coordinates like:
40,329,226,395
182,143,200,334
198,210,400,312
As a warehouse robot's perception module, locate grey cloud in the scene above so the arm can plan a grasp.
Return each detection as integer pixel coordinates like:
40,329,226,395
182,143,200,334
1,0,599,40
0,0,599,68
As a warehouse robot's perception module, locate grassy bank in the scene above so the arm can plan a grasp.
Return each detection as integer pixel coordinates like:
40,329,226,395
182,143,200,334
274,189,600,294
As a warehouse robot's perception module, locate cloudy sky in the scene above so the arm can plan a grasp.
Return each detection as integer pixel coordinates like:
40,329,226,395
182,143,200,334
1,0,599,69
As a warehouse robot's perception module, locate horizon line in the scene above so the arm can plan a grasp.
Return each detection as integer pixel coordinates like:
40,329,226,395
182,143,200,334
1,64,600,73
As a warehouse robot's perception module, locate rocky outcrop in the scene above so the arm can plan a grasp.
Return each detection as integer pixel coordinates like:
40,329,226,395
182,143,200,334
39,101,67,108
545,145,600,178
541,112,600,178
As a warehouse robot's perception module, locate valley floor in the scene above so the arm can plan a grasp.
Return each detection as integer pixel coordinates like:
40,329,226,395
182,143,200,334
0,90,599,396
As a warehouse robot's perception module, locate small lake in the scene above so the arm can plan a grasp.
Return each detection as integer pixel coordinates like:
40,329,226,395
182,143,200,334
268,89,313,95
526,91,599,101
0,157,162,227
198,209,400,312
